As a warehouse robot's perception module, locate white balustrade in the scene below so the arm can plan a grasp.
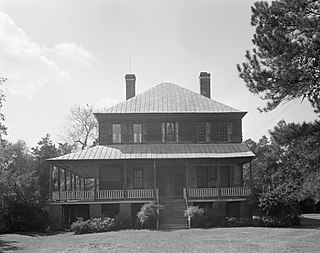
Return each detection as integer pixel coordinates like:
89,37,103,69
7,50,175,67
97,190,124,199
220,187,251,197
188,188,219,198
52,191,94,201
187,187,251,198
127,189,154,199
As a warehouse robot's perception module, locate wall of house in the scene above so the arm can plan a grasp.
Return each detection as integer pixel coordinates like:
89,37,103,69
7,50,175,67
98,115,243,145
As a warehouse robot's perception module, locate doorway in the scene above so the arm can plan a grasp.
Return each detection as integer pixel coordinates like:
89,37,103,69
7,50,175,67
156,165,185,199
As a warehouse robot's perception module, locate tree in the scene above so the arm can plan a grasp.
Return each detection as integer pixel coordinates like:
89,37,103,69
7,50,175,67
32,134,72,204
60,104,101,151
237,0,320,113
0,74,7,140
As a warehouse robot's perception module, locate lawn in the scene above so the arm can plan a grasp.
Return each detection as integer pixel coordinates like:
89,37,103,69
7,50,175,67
1,227,319,253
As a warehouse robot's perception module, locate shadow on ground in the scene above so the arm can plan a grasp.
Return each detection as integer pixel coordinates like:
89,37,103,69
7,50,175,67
0,238,21,252
300,213,320,228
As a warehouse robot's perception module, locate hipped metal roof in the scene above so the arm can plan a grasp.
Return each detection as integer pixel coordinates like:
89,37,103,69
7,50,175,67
48,143,255,162
99,83,243,114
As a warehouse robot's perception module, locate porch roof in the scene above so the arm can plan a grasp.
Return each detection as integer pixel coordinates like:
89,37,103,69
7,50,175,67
48,143,255,162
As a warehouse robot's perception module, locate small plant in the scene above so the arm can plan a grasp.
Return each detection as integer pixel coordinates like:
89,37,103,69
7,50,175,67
137,202,161,229
71,217,115,234
184,206,204,228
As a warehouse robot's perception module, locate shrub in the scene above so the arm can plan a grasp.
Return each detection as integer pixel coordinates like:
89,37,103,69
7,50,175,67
71,217,115,234
137,202,159,229
0,195,50,233
259,185,300,227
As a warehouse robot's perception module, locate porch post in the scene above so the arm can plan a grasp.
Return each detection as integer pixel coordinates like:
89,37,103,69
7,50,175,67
124,162,128,199
94,166,98,201
153,161,157,200
249,161,253,190
74,174,77,191
185,161,189,189
83,178,86,191
64,169,67,191
49,166,53,201
217,161,221,198
57,168,61,192
70,172,73,191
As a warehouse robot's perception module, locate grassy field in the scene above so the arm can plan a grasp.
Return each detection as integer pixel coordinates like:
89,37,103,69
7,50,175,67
1,226,320,253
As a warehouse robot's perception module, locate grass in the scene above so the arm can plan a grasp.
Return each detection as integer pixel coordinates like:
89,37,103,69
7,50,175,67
1,227,320,253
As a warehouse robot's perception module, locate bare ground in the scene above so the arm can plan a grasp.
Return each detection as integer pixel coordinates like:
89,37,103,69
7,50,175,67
1,226,320,253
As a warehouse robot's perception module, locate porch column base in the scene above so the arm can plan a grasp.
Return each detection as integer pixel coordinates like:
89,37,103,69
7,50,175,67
50,205,63,230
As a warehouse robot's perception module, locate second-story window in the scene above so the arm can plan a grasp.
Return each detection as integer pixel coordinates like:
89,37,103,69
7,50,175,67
219,123,233,142
162,122,179,142
197,123,211,142
133,124,142,143
112,124,121,143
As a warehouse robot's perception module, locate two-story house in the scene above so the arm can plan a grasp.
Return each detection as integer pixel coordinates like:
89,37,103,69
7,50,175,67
47,72,254,229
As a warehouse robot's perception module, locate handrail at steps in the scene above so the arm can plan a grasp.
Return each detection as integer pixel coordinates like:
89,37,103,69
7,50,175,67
183,188,191,229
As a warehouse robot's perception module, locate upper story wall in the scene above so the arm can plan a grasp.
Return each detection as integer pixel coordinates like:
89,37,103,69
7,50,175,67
97,113,244,145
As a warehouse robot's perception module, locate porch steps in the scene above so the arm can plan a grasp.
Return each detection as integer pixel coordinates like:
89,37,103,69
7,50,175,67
158,199,188,230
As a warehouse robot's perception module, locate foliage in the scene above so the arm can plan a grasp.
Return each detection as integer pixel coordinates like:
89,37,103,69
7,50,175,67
0,194,50,233
60,103,103,151
184,206,220,228
137,202,159,229
0,74,7,140
31,134,71,204
259,184,300,227
237,0,320,113
184,205,204,220
71,217,115,234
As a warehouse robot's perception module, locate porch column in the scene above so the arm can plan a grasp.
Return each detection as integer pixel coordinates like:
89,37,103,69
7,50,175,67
217,161,221,198
249,161,253,190
64,169,67,191
57,168,61,192
94,166,98,201
83,178,86,191
74,174,77,191
79,176,82,191
185,161,189,189
124,162,128,199
70,172,73,191
153,161,157,201
49,166,53,201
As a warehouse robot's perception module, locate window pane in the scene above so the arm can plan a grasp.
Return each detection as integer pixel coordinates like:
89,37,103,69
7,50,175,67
219,123,228,142
166,122,175,141
112,124,121,143
133,124,142,143
197,123,206,142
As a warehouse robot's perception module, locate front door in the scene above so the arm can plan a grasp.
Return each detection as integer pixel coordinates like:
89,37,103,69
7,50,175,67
157,166,185,199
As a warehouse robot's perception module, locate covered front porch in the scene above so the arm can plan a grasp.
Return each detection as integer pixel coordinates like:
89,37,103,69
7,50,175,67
48,159,253,204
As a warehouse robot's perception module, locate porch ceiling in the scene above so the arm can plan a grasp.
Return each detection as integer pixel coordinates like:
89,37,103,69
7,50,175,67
47,143,254,163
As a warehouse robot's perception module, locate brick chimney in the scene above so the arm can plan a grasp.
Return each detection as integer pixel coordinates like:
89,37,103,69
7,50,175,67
125,74,136,100
199,72,211,99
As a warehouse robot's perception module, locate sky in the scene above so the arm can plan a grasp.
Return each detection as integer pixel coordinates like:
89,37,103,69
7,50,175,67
0,0,318,148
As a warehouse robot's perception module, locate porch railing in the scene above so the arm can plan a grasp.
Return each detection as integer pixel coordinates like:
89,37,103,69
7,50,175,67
220,187,251,197
188,188,219,198
187,187,251,198
127,189,154,199
52,191,94,201
52,189,155,202
97,190,124,199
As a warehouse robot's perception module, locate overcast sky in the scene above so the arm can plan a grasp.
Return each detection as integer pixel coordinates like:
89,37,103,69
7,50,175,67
0,0,318,147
